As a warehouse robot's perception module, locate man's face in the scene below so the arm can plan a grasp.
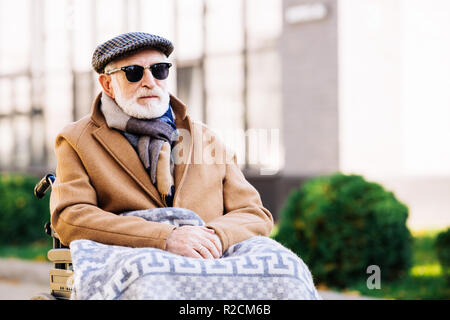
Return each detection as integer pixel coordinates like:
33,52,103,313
105,48,170,119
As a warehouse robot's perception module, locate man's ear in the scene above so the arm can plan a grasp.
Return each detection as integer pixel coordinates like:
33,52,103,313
99,74,115,99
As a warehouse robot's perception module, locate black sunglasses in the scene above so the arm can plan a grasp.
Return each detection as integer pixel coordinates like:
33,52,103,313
105,62,172,82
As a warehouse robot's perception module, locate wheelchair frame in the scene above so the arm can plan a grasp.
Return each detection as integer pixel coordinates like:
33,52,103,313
32,173,73,300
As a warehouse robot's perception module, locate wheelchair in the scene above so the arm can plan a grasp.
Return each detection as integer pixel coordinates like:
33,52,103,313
31,173,74,300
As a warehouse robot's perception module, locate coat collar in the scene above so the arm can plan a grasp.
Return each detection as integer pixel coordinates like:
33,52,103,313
89,92,193,207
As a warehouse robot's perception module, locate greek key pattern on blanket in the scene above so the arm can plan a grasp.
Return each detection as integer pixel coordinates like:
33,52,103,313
70,208,322,300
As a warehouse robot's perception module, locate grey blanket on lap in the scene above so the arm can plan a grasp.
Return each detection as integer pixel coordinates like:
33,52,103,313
69,207,322,300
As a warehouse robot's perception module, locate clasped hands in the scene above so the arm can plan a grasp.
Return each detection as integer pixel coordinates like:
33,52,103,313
165,226,223,259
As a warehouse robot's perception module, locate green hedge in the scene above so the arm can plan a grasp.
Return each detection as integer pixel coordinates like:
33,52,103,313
0,173,50,245
435,228,450,283
274,172,413,287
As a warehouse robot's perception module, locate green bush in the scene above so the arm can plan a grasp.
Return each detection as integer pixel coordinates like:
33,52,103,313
275,172,413,288
435,228,450,283
0,173,50,245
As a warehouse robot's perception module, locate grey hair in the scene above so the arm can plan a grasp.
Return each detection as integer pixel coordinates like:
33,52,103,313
103,61,116,74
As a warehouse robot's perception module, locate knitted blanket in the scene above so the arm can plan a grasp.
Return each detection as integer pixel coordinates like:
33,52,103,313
69,208,322,300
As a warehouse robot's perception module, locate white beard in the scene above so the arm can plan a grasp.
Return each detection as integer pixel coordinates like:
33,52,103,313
110,76,170,119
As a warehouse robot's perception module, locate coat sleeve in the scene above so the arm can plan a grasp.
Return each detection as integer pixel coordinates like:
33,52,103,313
205,153,274,253
50,134,175,249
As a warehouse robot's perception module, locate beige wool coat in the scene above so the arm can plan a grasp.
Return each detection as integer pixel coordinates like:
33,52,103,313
50,92,273,253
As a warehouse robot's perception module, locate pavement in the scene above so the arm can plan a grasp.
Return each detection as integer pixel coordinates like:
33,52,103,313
0,258,52,300
0,257,375,300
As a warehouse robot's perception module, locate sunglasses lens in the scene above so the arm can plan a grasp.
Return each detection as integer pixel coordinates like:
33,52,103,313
151,63,171,80
124,65,144,82
122,63,171,82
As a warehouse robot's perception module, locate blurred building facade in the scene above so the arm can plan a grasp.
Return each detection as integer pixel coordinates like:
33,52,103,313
0,0,449,230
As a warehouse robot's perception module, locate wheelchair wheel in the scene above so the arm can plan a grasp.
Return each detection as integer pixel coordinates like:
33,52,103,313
31,292,57,300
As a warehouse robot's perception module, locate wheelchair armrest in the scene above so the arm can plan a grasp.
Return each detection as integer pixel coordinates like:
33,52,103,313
48,248,72,264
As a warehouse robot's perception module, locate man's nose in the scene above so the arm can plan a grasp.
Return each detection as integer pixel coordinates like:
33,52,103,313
141,68,157,88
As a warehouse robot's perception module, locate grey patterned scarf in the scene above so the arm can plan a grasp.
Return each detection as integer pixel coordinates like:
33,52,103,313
100,93,178,202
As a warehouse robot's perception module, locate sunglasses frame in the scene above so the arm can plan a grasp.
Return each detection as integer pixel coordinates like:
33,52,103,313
105,62,172,82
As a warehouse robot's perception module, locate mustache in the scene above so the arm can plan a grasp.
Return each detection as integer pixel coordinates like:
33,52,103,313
135,87,163,99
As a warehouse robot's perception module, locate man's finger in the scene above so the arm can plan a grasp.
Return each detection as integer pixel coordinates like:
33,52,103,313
201,227,215,234
199,238,221,259
212,235,222,255
203,232,222,257
188,248,203,259
196,245,214,259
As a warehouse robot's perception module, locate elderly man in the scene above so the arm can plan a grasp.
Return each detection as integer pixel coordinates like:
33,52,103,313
50,32,273,260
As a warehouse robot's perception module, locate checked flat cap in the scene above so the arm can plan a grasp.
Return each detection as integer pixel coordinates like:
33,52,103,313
92,32,174,73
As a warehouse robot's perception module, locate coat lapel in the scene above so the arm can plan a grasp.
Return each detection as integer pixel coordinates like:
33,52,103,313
170,94,194,206
171,120,193,206
92,125,165,207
